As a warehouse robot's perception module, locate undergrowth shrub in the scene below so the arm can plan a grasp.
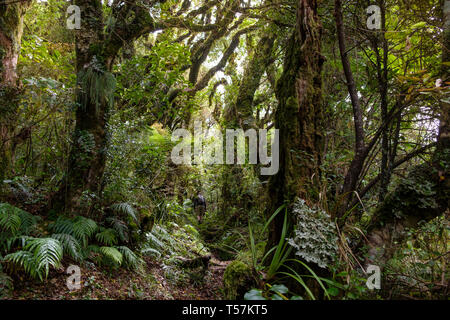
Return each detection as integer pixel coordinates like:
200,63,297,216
1,202,144,282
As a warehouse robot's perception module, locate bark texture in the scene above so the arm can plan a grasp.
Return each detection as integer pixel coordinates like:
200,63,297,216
266,0,324,251
53,0,158,215
0,0,31,185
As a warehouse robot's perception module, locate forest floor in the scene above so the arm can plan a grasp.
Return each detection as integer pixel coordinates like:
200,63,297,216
7,254,231,300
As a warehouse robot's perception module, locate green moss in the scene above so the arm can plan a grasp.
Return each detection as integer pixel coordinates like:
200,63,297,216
223,260,256,300
371,164,442,229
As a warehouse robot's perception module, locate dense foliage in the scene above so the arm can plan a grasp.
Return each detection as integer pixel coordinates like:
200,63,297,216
0,0,448,300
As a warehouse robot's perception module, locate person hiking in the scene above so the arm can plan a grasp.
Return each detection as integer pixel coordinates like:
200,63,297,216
193,193,206,223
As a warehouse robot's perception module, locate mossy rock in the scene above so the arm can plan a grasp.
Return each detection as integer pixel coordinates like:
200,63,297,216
223,261,256,300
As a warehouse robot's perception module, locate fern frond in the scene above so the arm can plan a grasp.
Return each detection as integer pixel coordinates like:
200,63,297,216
95,228,118,246
0,204,39,238
3,235,33,252
0,271,13,297
84,244,101,260
117,246,143,270
110,203,138,224
77,62,116,115
141,247,161,258
25,238,63,280
72,216,97,246
106,217,129,242
49,217,74,235
4,250,38,279
17,210,39,234
86,244,101,253
146,231,164,249
51,233,83,262
48,216,96,247
99,246,122,266
0,203,22,235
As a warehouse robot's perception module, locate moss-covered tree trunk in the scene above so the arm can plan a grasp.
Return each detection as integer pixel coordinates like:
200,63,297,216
364,0,450,268
220,31,276,217
53,0,157,215
266,0,324,251
53,0,113,215
0,0,31,186
223,32,276,129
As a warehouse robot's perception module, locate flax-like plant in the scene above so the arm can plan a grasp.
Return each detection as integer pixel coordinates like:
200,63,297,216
260,204,292,280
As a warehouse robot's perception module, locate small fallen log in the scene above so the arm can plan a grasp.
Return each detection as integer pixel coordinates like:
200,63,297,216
175,254,212,270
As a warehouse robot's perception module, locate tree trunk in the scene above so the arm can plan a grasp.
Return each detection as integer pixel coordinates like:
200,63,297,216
220,31,275,217
52,0,112,215
333,0,369,218
0,0,30,186
223,32,276,129
266,0,324,254
52,0,158,215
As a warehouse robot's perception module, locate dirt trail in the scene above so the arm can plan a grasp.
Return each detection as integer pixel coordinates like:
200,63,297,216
5,253,232,300
166,254,232,300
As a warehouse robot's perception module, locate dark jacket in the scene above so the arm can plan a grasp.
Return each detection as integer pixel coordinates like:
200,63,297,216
193,195,206,209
